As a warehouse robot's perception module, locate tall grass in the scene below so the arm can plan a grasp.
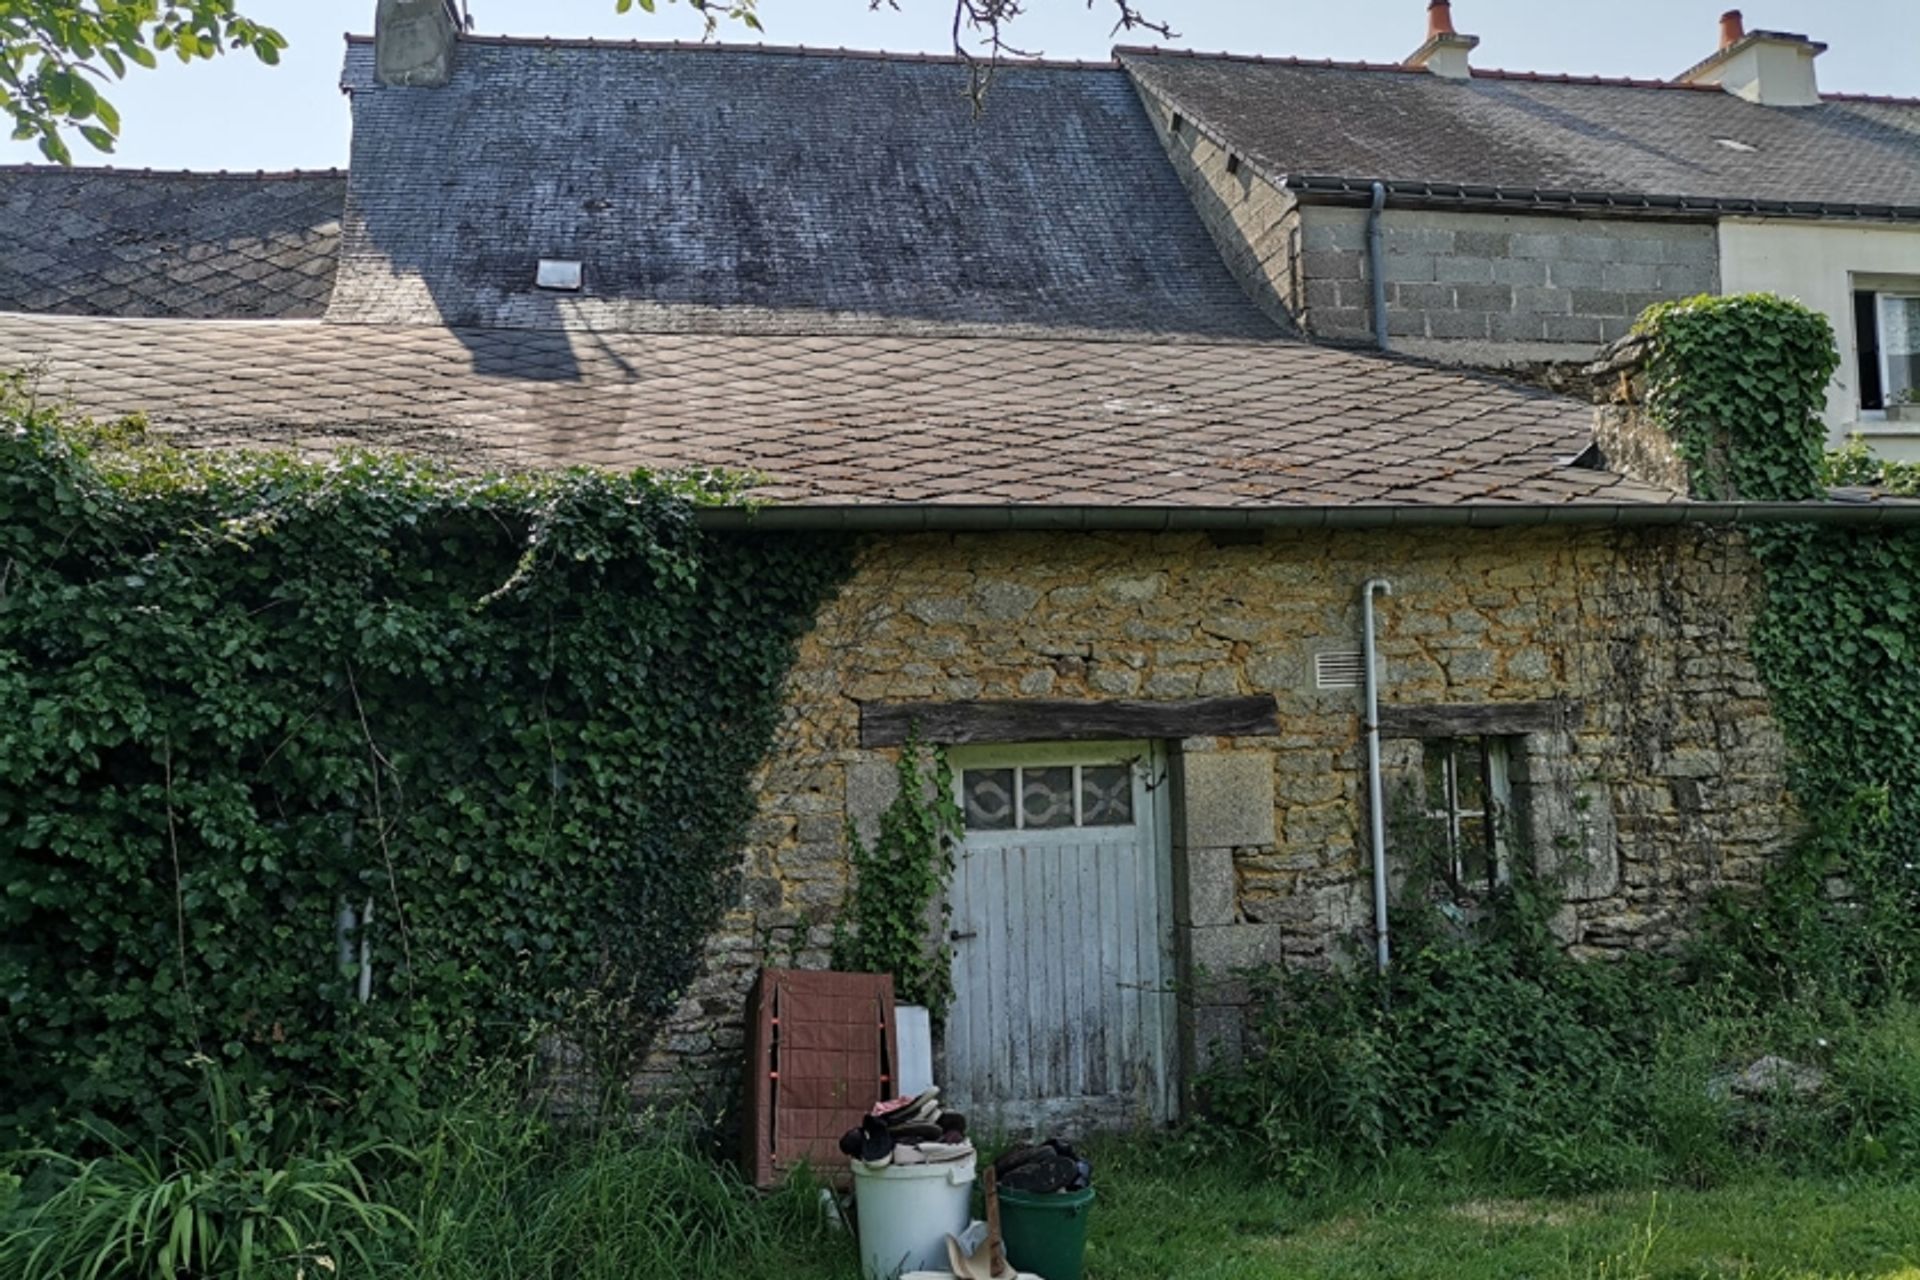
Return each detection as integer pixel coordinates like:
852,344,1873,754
377,1091,848,1280
0,1063,407,1280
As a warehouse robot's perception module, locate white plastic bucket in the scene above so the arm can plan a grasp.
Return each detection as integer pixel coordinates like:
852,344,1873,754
852,1154,977,1280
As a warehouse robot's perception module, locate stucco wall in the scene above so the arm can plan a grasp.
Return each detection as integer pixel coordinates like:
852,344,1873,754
641,526,1793,1096
1717,218,1920,461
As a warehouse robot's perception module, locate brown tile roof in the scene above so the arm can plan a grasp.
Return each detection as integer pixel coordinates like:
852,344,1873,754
0,314,1675,509
0,167,346,318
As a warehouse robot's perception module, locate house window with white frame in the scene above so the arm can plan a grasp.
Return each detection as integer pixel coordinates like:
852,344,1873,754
1420,737,1511,894
1854,288,1920,415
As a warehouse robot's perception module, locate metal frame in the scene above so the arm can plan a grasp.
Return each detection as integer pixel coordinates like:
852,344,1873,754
1422,736,1512,893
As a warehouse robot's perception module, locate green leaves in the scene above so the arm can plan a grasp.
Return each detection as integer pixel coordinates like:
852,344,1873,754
830,734,963,1020
0,2,288,163
1636,293,1839,503
0,376,850,1148
1626,298,1920,1012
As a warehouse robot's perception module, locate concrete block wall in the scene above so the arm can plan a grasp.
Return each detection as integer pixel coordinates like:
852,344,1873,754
1299,207,1721,365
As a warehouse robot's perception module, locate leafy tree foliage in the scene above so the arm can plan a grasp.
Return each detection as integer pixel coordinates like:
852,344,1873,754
0,381,849,1145
1,1,286,162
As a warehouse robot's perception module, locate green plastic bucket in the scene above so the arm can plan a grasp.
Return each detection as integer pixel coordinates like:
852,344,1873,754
997,1185,1096,1280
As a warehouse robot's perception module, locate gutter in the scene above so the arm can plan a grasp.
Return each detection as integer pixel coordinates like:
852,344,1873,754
694,501,1920,533
1281,175,1920,225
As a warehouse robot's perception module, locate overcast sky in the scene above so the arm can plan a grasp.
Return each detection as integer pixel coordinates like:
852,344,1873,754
6,0,1915,171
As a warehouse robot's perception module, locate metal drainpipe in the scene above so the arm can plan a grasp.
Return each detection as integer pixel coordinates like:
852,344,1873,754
1362,578,1394,973
1368,182,1390,351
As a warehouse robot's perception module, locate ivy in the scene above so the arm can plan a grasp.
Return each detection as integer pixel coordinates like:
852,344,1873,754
1635,298,1920,1001
0,379,850,1147
829,737,962,1021
1636,293,1840,502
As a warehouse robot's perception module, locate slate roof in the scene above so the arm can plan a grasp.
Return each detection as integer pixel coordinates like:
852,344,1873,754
1120,50,1920,220
0,167,346,318
0,314,1676,509
330,39,1277,340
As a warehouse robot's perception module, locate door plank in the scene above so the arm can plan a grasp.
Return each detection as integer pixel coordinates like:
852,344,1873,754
1065,842,1091,1101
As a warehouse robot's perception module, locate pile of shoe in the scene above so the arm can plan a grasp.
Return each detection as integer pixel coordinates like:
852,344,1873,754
839,1086,974,1168
992,1138,1092,1194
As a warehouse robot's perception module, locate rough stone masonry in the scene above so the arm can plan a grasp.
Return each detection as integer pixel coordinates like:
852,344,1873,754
642,523,1792,1096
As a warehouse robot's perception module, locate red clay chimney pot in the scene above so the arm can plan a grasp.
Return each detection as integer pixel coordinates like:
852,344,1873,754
1720,10,1746,49
1429,0,1457,39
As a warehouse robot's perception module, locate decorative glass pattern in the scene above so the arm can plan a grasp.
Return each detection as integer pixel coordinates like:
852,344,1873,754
962,769,1016,831
1080,765,1134,827
1020,767,1076,829
961,761,1143,832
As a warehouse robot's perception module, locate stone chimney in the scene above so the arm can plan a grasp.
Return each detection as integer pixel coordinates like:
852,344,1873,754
1676,10,1826,108
1405,1,1480,80
375,0,461,88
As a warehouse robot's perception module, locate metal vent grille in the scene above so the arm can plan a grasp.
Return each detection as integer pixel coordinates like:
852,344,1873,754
1315,650,1367,690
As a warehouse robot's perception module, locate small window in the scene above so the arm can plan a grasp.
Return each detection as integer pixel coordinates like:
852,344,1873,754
536,258,583,292
962,763,1135,832
1857,288,1920,414
1420,737,1511,894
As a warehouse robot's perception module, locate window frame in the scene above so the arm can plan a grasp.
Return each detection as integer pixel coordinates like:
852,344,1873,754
1419,736,1512,894
1877,291,1920,414
1853,283,1920,418
950,741,1155,842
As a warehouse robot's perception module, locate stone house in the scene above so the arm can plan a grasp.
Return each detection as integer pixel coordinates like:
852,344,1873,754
2,6,1917,1131
1123,3,1920,457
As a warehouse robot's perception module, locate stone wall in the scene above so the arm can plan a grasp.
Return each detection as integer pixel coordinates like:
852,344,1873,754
642,525,1792,1096
1134,84,1304,333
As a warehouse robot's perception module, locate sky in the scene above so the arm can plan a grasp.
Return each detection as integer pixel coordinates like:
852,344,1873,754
5,0,1917,171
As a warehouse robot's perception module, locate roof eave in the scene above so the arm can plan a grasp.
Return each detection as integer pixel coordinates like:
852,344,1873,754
693,500,1920,533
1279,176,1920,224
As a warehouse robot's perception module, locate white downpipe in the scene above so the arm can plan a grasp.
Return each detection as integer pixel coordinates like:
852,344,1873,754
1362,578,1394,974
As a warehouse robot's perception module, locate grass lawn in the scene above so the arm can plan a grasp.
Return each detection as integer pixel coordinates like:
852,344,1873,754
1070,1145,1920,1280
773,1145,1920,1280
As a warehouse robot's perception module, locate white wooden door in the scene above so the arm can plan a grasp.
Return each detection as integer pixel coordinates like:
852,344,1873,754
945,742,1177,1133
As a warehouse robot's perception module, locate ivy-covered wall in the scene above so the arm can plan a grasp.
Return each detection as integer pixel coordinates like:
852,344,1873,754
0,386,848,1145
1623,295,1920,998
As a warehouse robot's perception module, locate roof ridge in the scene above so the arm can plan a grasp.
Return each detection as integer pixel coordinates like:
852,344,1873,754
344,31,1116,69
0,164,347,179
1822,89,1920,107
1116,46,1431,77
1118,46,1726,93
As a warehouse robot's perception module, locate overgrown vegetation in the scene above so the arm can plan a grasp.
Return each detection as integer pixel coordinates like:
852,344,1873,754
1201,295,1920,1196
3,1062,848,1280
0,378,849,1148
829,737,963,1020
1825,434,1920,496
